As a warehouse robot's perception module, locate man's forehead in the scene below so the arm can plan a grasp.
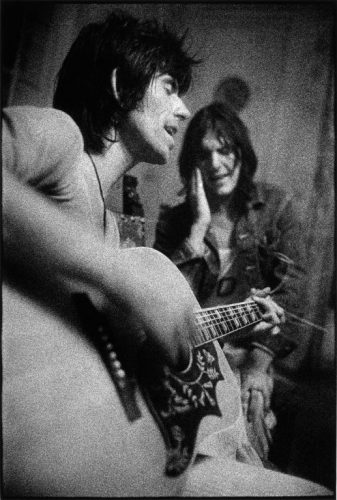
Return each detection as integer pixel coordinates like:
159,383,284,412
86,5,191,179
201,127,230,148
151,71,176,82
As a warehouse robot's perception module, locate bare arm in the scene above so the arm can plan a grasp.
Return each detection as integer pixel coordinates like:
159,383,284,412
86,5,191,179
4,169,198,370
186,168,211,252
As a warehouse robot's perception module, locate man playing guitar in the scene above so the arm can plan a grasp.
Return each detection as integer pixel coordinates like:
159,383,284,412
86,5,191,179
3,9,329,497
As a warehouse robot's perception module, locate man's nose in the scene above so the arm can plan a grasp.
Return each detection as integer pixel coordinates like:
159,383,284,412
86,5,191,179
174,96,191,121
211,151,223,169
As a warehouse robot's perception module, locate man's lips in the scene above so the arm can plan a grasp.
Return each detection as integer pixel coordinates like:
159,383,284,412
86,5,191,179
164,126,178,148
209,173,233,181
164,125,178,137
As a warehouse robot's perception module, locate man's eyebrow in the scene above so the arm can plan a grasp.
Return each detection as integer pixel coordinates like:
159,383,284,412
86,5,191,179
163,74,178,90
218,135,234,148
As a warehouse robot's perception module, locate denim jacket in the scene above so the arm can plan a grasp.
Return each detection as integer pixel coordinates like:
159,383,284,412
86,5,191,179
154,182,307,359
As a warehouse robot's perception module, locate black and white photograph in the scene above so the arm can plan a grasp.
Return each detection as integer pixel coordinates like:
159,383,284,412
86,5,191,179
2,1,335,497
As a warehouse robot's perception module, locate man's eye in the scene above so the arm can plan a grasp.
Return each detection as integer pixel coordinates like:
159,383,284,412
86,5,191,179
165,84,174,95
220,146,234,156
164,79,178,95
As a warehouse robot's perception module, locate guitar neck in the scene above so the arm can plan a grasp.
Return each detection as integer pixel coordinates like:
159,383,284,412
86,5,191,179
193,300,263,348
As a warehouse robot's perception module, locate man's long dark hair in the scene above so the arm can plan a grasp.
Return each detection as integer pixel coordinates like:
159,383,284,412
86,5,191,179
53,10,198,154
179,102,258,206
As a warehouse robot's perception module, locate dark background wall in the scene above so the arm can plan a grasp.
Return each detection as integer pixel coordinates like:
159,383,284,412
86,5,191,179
2,1,335,371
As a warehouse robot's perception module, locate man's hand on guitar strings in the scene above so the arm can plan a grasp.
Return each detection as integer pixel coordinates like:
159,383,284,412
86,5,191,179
249,288,285,335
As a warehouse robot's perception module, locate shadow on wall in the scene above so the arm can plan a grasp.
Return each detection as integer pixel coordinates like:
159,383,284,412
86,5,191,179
213,76,251,113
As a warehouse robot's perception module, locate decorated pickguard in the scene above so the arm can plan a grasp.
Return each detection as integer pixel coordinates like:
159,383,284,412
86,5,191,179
73,291,262,480
138,342,224,476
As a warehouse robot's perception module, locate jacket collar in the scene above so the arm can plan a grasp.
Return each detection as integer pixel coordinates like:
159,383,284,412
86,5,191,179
246,183,266,209
204,183,265,251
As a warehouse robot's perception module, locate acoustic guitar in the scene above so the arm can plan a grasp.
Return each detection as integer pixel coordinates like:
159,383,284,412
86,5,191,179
3,272,263,497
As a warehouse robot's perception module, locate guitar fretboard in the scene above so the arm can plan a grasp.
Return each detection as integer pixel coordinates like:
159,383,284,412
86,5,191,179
193,301,262,348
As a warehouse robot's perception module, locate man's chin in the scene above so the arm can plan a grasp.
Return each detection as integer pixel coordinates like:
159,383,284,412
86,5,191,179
211,186,235,198
150,149,169,166
140,143,170,166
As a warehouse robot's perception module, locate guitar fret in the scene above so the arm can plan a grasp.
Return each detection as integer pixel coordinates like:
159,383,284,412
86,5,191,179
240,308,249,325
198,326,206,343
203,326,210,341
194,329,203,345
198,323,208,343
212,311,223,340
215,322,223,338
207,325,215,340
193,301,262,348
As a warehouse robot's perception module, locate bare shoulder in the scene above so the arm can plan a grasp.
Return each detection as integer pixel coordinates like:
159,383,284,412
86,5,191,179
3,105,83,147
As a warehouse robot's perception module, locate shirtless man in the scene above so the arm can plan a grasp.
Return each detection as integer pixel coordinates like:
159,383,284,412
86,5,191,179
3,10,328,497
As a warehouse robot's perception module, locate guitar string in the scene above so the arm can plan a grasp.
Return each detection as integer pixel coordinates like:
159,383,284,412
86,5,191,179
194,307,329,349
194,320,259,343
194,319,259,339
196,304,261,324
193,319,262,348
193,307,262,344
193,300,264,345
196,312,259,326
196,318,260,333
195,304,329,334
198,310,260,320
196,303,260,315
197,307,260,319
196,302,260,316
194,320,329,352
196,314,260,329
198,300,258,309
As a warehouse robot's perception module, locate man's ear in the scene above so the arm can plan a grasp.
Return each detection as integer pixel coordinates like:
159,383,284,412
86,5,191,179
111,68,121,103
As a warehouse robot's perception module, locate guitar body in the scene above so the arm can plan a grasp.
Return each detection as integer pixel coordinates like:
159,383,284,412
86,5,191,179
3,282,242,497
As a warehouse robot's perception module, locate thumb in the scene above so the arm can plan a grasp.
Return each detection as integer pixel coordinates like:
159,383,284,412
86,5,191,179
250,287,271,298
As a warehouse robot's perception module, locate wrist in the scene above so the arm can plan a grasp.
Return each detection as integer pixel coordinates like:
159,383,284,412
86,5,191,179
186,235,205,255
188,222,209,251
193,217,210,230
247,346,274,371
